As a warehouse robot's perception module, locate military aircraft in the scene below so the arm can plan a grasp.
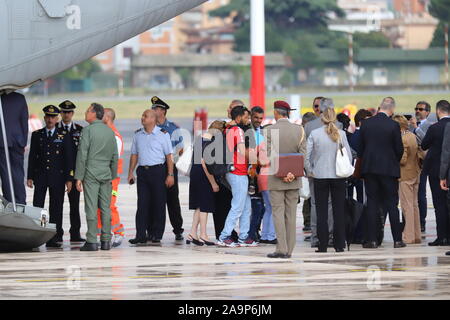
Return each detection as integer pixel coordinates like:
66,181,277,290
0,0,207,251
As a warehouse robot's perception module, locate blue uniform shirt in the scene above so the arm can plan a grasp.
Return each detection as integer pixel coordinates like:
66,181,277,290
157,119,184,150
131,126,173,166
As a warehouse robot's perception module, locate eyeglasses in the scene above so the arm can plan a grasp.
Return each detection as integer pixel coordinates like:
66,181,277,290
415,108,426,112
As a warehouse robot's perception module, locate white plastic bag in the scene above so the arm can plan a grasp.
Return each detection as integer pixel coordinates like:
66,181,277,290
299,177,310,199
176,144,193,176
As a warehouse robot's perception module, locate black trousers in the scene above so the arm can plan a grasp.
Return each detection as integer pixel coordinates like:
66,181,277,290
137,165,167,240
418,171,428,228
67,186,81,237
166,167,184,234
429,175,450,240
213,183,238,241
364,174,402,242
33,180,65,240
314,178,346,250
0,147,26,204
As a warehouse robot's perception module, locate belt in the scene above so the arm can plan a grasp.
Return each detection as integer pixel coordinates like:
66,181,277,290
138,164,164,170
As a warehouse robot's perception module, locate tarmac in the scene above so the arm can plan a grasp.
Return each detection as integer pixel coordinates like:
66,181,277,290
0,181,449,300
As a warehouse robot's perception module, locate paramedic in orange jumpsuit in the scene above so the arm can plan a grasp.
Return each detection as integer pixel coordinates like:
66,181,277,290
97,108,125,247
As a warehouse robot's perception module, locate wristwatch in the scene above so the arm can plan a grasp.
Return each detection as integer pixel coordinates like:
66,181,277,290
168,173,174,177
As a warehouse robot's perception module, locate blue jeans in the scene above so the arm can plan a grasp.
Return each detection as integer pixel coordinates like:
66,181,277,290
249,198,265,240
261,191,276,240
220,173,251,241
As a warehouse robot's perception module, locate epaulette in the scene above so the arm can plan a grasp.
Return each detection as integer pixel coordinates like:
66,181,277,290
135,128,143,134
160,128,168,134
75,123,83,130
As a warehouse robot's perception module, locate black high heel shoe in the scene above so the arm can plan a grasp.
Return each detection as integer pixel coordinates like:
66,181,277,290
200,237,215,246
186,234,204,246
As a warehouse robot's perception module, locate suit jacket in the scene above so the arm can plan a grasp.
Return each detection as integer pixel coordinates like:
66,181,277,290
74,120,118,182
399,131,421,182
305,116,342,139
57,121,83,180
27,127,73,187
440,122,450,181
306,127,352,179
358,112,404,178
422,117,450,178
264,118,306,191
0,92,28,148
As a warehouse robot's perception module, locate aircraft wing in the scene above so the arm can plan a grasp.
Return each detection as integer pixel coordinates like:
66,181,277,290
0,0,207,91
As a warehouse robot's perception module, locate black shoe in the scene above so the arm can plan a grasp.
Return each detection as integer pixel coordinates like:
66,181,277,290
175,233,184,241
446,251,450,256
421,225,426,233
267,252,286,258
80,242,98,251
151,239,161,244
55,236,63,243
46,241,62,248
186,234,203,246
129,238,147,245
315,248,327,253
280,254,292,259
260,239,277,244
394,241,406,248
335,248,345,253
200,237,216,246
70,236,86,242
362,241,378,249
304,235,311,242
428,238,448,246
101,241,111,250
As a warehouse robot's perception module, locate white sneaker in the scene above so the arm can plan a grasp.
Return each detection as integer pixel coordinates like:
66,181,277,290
238,238,258,247
112,234,124,248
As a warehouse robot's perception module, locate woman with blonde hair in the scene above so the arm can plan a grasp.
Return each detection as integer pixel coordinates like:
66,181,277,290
305,105,353,252
392,115,421,244
187,120,225,246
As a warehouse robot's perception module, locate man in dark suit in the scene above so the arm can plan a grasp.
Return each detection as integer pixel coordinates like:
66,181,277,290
441,123,450,256
358,97,405,249
422,100,450,246
57,100,85,242
27,105,74,247
0,92,28,204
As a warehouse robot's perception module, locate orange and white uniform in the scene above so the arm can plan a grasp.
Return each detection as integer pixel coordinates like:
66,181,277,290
97,124,125,236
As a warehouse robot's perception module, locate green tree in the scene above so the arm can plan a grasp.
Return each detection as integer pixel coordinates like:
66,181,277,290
353,31,391,48
429,0,450,48
56,59,101,80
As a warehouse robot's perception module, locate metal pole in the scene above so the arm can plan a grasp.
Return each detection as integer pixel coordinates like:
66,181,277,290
445,23,449,91
348,32,354,92
250,0,266,109
0,94,17,211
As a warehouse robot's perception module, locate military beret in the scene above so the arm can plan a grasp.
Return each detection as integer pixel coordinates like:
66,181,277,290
151,96,170,110
59,100,76,111
43,105,60,116
274,100,296,111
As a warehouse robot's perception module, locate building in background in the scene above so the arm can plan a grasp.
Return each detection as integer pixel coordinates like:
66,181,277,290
94,0,233,71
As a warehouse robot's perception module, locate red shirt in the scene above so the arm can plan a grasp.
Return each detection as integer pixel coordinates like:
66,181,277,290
226,125,248,175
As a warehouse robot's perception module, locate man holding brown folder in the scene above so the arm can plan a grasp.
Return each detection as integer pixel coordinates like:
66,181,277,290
264,101,306,258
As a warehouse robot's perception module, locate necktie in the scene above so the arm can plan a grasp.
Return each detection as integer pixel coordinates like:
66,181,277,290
48,130,52,139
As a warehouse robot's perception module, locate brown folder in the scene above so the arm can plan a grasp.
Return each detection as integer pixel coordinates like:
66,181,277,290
275,153,304,178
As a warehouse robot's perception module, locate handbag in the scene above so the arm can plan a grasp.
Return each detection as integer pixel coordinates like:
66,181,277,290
336,135,354,178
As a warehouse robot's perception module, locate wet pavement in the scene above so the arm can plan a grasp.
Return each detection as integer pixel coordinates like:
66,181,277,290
1,182,449,300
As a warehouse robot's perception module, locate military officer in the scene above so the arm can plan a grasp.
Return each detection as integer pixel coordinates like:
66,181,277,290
27,105,74,248
128,109,174,245
57,100,85,242
151,96,184,241
75,103,118,251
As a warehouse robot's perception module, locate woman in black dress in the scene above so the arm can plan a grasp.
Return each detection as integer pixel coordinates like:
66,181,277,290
188,120,226,246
